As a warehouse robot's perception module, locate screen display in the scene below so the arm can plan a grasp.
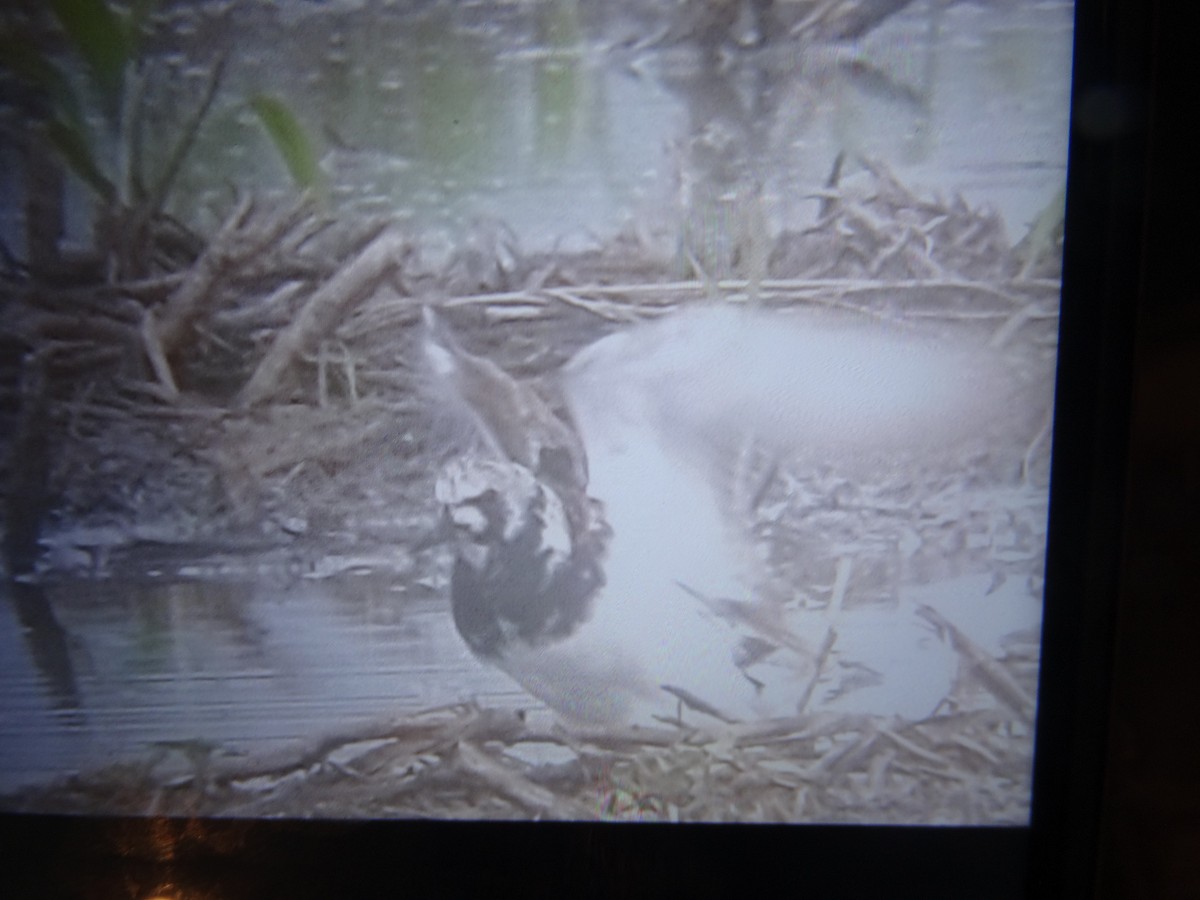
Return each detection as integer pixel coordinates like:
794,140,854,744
0,0,1072,825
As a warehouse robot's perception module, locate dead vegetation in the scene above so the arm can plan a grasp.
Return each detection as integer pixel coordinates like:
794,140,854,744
4,696,1035,824
0,160,1061,822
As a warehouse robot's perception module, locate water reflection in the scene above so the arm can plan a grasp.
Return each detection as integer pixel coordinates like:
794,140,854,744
158,0,1070,253
0,2,1071,260
5,580,81,714
0,571,529,793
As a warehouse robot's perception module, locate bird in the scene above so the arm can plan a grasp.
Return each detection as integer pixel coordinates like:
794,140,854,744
423,304,1040,730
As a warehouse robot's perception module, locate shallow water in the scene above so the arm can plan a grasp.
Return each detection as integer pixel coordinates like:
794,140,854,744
0,567,531,793
2,1,1073,259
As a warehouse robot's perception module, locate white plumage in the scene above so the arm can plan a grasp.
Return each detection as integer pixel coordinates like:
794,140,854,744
427,304,1039,729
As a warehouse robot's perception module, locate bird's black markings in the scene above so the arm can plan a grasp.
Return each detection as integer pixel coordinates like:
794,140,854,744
449,486,606,659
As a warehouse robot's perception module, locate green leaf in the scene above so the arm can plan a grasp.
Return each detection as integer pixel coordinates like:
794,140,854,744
1015,184,1066,278
0,31,86,128
49,0,132,114
116,0,160,61
250,94,322,191
46,116,116,201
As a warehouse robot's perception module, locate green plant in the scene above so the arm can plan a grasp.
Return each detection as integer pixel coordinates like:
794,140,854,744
250,93,322,193
2,0,320,279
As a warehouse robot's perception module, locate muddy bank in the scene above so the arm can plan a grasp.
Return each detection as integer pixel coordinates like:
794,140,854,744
2,161,1059,577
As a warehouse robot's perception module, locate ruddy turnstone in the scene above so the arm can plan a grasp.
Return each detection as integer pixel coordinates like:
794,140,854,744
424,305,1040,729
